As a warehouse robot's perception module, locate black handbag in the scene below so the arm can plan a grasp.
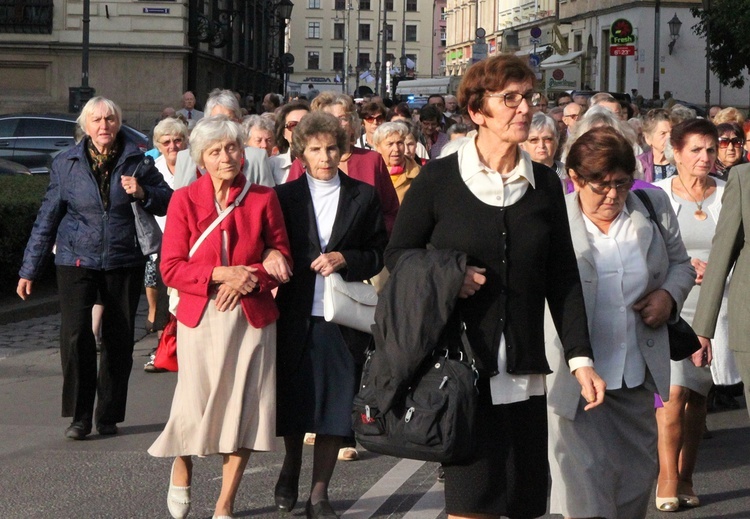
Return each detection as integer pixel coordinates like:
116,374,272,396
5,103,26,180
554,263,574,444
352,325,478,463
633,190,702,361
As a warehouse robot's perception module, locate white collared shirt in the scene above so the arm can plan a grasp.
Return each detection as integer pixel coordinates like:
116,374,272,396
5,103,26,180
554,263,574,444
582,208,648,390
456,138,545,405
269,151,292,185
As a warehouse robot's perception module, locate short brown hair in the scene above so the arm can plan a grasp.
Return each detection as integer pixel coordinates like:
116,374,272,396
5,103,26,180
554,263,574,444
457,54,536,115
671,118,719,153
291,112,348,160
565,126,636,184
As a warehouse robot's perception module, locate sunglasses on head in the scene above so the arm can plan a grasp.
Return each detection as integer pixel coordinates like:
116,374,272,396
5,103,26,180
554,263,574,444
718,137,744,148
284,120,300,131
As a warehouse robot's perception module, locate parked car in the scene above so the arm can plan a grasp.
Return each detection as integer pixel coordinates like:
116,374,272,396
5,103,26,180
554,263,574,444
0,113,148,174
0,158,31,175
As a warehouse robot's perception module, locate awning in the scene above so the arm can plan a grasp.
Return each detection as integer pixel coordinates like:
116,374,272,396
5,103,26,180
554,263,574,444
540,50,584,69
514,48,535,57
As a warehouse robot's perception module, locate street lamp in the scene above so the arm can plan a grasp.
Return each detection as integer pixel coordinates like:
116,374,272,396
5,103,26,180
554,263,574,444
270,0,294,95
667,13,682,55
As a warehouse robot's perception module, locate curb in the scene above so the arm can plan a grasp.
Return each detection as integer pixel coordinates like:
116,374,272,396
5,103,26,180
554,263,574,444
0,295,60,325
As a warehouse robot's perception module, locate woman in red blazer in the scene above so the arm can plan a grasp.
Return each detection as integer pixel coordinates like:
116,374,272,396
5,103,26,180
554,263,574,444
148,115,292,519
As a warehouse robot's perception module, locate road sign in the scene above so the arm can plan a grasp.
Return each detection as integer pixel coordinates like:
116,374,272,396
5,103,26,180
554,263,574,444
472,43,488,63
529,54,541,67
530,27,542,38
610,45,635,56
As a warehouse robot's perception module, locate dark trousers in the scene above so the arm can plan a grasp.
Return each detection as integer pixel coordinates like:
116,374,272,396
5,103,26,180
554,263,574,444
57,264,144,425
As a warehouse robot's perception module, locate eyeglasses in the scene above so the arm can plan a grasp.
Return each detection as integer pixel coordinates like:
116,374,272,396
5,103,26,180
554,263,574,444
585,178,634,195
485,91,542,108
718,137,745,148
284,120,300,131
158,138,184,146
364,115,385,124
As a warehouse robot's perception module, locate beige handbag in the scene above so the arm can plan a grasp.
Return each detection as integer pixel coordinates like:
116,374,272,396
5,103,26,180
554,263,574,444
322,273,378,333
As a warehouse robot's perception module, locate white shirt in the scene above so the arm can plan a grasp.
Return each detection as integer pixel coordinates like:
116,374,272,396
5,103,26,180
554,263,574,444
153,154,175,232
307,173,341,316
270,151,292,185
456,138,546,405
582,208,648,390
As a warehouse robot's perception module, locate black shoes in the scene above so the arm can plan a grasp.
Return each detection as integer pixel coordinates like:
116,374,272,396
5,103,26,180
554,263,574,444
305,499,338,519
96,423,119,435
274,473,299,512
64,421,92,440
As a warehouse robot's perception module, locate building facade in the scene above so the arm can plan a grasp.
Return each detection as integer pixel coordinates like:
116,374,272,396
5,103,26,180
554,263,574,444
444,0,750,110
286,0,446,98
0,0,286,130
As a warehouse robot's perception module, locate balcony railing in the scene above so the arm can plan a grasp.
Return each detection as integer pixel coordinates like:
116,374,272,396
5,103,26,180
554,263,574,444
0,0,53,34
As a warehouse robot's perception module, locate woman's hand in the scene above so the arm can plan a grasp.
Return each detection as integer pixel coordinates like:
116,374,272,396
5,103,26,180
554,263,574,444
121,175,145,200
692,336,713,367
573,366,607,411
212,265,259,294
215,284,242,312
458,266,487,298
310,252,346,277
691,258,707,285
16,278,33,300
262,248,292,283
633,289,674,328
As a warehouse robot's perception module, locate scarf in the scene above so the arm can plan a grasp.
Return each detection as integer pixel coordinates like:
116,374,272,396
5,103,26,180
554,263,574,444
86,135,122,211
389,165,405,176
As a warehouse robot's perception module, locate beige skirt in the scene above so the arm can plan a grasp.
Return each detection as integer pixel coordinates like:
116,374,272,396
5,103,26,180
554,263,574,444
148,302,277,457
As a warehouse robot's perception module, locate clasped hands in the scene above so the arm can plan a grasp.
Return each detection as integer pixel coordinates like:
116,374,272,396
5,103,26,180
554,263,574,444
211,265,258,312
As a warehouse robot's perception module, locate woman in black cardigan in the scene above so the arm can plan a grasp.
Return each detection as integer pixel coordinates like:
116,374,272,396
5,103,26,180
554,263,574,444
385,55,605,519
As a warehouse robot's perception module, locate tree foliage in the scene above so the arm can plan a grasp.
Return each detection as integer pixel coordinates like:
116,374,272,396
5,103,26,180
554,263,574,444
691,1,750,89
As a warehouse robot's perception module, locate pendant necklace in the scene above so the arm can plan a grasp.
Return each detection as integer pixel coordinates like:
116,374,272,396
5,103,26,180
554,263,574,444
677,175,709,221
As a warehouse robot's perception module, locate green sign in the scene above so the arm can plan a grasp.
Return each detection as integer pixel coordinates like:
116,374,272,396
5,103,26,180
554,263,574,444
610,18,635,45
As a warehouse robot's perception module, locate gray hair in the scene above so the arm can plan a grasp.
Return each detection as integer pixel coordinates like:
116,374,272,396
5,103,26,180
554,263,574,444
189,115,245,168
670,104,697,125
589,92,618,107
204,88,242,121
561,105,639,166
447,123,471,138
77,96,122,135
372,121,410,147
529,112,558,140
152,117,189,148
290,112,348,160
242,114,275,137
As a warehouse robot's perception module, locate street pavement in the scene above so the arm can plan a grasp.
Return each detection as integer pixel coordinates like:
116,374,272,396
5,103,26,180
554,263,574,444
0,297,748,518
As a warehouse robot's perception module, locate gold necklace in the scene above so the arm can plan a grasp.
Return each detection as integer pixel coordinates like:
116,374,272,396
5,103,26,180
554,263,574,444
677,175,709,221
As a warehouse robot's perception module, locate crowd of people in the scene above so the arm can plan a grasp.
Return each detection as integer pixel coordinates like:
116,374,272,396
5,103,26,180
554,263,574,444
15,53,749,519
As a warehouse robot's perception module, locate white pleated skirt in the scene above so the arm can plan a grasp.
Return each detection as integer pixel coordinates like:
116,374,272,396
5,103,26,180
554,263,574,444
148,302,278,457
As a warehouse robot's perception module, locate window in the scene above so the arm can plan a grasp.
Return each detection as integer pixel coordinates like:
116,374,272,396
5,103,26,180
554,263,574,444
308,21,321,39
385,0,393,10
334,0,345,8
359,23,370,40
359,0,370,10
308,51,320,69
17,118,75,137
406,0,417,11
334,22,345,40
440,28,446,47
358,53,370,69
308,0,320,8
406,24,417,42
333,52,344,71
385,23,393,41
0,0,52,34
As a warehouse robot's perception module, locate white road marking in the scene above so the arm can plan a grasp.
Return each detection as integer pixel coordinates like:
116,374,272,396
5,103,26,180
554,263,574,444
401,481,445,519
342,458,426,519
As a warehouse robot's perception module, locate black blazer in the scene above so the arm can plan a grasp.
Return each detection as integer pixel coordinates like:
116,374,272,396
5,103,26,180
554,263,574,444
275,172,387,377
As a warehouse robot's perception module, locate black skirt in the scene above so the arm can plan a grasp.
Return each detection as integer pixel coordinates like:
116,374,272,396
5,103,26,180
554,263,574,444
443,378,549,519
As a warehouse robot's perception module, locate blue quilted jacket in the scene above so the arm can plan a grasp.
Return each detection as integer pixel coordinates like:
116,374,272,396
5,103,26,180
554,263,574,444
19,135,172,279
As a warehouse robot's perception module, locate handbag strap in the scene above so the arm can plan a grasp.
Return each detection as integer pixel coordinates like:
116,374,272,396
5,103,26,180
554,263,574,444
188,179,252,258
633,189,667,239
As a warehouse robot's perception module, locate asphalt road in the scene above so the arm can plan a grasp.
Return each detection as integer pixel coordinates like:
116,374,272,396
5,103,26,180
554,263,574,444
0,302,748,519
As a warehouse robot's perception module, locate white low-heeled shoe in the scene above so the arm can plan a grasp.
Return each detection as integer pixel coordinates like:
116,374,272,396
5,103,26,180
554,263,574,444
167,460,191,519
